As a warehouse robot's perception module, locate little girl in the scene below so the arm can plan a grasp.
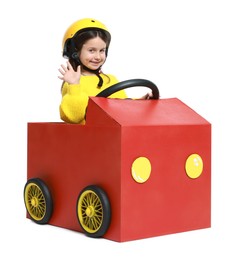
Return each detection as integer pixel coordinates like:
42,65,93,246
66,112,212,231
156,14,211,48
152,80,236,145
58,18,150,124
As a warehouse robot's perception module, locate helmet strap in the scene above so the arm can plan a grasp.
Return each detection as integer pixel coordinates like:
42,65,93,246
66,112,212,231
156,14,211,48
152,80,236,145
80,63,103,88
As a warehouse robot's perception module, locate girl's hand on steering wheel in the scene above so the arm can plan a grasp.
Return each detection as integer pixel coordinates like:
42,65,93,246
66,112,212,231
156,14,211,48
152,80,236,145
140,92,153,100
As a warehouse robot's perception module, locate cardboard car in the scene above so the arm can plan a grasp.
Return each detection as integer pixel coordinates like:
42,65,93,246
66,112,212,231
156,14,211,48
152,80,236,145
24,79,211,242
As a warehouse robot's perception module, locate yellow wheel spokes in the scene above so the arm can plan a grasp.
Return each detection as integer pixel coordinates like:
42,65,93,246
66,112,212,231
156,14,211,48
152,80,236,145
79,191,103,233
25,183,46,221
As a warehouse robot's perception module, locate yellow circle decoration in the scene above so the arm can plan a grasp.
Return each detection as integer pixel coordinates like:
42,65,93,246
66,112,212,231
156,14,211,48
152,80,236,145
131,157,151,183
185,154,203,179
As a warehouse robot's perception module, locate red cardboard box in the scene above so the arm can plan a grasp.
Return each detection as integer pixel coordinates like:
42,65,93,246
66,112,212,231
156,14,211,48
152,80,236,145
26,97,211,242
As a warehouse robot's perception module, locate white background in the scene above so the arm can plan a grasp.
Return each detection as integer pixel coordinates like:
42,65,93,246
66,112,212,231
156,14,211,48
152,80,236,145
1,0,238,259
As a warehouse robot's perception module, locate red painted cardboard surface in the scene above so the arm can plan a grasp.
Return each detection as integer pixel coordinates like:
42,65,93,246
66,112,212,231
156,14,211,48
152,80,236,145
27,97,211,242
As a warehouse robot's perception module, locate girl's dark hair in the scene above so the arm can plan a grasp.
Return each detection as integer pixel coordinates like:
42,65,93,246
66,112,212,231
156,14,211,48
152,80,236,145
69,29,111,71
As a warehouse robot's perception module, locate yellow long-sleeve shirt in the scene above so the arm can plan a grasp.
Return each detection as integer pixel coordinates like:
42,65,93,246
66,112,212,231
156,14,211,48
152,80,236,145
59,74,127,124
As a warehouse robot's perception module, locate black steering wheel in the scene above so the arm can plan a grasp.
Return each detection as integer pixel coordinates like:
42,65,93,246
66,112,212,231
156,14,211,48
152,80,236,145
96,79,159,99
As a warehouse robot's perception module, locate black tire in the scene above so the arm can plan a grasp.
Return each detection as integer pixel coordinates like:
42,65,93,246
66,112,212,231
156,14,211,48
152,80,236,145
24,178,53,224
96,78,159,99
76,185,111,238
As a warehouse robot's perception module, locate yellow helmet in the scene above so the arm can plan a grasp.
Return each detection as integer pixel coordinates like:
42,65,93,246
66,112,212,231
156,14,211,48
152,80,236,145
62,18,111,58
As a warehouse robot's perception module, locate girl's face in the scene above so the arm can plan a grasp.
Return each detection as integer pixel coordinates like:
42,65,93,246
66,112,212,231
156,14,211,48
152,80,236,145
79,36,107,72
